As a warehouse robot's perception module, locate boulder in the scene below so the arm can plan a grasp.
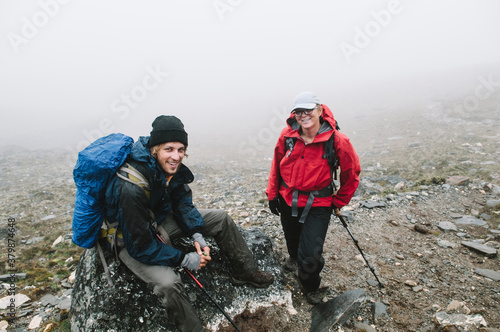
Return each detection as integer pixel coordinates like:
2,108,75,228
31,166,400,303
310,288,367,332
70,227,290,331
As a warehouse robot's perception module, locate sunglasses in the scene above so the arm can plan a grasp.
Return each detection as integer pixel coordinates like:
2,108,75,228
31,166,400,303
293,107,318,117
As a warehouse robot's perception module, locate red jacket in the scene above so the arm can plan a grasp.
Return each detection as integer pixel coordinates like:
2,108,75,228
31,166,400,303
266,104,360,209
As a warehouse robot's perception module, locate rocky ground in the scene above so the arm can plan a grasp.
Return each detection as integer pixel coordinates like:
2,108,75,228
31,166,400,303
0,91,499,331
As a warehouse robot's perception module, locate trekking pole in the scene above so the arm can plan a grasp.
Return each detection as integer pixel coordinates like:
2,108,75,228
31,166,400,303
335,211,384,288
155,234,242,332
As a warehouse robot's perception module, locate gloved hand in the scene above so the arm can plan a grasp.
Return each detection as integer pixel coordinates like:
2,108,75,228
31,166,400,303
192,232,207,249
269,199,281,216
181,252,201,271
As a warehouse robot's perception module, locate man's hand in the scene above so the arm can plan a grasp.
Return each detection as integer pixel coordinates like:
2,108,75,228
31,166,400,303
194,241,211,269
199,248,211,269
269,199,281,216
333,207,341,216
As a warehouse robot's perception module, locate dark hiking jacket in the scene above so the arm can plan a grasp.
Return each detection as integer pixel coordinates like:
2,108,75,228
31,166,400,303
104,136,204,266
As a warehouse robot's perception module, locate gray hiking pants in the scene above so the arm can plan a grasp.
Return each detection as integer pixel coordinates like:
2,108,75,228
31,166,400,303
119,209,257,332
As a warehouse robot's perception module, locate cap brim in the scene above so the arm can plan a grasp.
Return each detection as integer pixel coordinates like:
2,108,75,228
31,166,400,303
292,103,317,111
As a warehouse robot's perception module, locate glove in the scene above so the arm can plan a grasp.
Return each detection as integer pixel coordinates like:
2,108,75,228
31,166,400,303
181,252,201,271
192,232,207,249
269,199,281,216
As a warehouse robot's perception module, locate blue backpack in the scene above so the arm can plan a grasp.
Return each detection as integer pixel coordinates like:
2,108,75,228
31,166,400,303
71,133,134,249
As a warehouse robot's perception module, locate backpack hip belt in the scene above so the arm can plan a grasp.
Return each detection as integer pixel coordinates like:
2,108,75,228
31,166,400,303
281,181,334,223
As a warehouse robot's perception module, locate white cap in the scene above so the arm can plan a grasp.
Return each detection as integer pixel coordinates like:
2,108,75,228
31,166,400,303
292,91,321,112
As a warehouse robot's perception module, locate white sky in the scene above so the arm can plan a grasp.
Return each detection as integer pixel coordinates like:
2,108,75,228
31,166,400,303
1,0,499,152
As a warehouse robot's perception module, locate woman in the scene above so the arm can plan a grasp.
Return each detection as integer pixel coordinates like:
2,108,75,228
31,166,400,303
266,91,360,304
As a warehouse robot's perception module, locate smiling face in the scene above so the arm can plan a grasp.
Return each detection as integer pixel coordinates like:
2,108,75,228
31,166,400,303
153,142,186,176
294,105,323,132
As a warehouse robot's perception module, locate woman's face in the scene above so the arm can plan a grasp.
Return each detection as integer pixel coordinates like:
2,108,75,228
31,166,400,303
155,142,186,176
294,105,323,131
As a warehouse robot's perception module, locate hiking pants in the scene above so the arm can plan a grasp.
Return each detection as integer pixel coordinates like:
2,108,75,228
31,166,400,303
119,208,257,332
279,195,332,292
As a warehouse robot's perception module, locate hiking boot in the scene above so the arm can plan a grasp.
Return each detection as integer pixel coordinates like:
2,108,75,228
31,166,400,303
305,287,329,305
283,257,298,272
231,270,274,288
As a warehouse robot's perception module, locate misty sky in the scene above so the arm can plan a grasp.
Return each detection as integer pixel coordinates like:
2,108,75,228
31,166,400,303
1,0,499,153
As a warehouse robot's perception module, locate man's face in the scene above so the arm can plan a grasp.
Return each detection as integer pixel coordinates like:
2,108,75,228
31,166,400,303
155,142,186,176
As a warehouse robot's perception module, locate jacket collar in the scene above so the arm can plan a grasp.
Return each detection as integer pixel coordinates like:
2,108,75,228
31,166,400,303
285,104,335,141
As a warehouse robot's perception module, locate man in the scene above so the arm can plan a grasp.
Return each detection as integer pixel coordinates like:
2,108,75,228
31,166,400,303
104,115,274,331
266,91,360,304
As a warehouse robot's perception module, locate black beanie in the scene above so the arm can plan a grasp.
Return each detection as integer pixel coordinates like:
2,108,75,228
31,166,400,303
149,115,188,147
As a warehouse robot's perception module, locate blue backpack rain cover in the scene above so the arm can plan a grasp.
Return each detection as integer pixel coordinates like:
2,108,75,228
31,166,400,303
72,133,134,249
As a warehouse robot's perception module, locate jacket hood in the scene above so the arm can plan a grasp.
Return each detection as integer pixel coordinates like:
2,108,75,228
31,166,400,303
286,104,337,134
130,136,157,166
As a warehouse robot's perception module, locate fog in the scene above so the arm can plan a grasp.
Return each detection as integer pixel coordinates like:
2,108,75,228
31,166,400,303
1,0,499,155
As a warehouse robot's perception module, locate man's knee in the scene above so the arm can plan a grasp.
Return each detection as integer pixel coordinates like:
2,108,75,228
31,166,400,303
153,273,184,299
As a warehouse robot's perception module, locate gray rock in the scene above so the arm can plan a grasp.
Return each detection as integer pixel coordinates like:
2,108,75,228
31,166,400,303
412,286,423,292
408,142,421,148
394,181,405,191
0,273,27,281
353,322,376,332
434,312,487,330
461,241,497,257
57,296,71,310
474,268,500,281
437,240,456,249
40,294,58,307
454,216,487,227
360,200,386,209
438,222,458,232
486,199,500,207
26,237,44,245
446,176,470,186
442,184,451,190
0,294,31,310
480,213,492,221
372,302,389,322
310,289,367,332
70,227,289,332
492,184,500,195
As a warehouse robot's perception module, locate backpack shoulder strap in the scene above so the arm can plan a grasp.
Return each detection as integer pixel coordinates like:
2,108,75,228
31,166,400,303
116,163,151,200
284,137,297,157
101,162,153,262
323,131,339,187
